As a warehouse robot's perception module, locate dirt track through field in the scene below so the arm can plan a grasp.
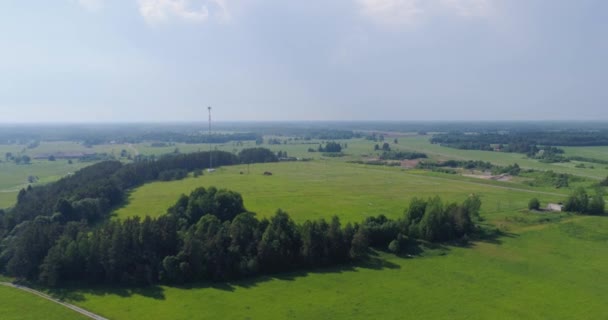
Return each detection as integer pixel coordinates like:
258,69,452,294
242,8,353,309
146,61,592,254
0,282,107,320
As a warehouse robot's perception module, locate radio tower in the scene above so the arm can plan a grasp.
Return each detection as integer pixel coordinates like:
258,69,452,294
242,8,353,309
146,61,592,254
207,106,214,172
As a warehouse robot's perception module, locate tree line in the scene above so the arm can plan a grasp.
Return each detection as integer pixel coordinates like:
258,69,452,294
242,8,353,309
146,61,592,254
0,148,279,239
0,184,480,287
432,131,608,148
430,132,608,163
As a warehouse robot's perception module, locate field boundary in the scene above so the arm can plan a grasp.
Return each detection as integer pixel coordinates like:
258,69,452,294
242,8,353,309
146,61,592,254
0,282,107,320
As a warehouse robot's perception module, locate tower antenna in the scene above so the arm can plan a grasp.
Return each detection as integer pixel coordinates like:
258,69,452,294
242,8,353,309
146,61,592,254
207,106,214,172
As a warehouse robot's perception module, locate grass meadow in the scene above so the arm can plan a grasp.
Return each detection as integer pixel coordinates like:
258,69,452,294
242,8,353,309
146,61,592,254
59,215,608,320
114,161,567,225
0,285,86,320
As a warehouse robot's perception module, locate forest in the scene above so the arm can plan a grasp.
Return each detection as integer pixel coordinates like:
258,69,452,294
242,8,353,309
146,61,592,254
431,131,608,148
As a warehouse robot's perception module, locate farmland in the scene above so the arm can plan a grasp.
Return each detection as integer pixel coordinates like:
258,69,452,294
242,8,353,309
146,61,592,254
2,127,608,320
2,134,605,210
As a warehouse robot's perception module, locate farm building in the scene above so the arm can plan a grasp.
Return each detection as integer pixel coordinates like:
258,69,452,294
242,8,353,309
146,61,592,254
546,203,563,212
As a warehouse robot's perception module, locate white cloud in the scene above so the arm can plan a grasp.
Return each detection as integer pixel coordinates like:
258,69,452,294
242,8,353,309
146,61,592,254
357,0,493,27
75,0,104,12
137,0,230,24
358,0,424,26
439,0,491,17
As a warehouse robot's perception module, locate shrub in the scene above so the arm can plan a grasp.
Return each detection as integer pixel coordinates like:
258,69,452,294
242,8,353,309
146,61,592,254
528,198,540,210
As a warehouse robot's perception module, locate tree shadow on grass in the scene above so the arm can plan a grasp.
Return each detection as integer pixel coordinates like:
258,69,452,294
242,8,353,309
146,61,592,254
471,227,519,246
47,283,167,302
170,253,402,293
40,229,528,301
36,226,528,303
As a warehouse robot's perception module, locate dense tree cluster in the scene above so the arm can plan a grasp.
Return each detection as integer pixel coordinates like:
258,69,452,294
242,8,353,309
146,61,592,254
563,188,605,215
318,141,343,153
238,148,278,163
1,187,368,286
417,160,494,171
13,155,31,165
0,181,480,287
417,160,520,176
402,195,479,242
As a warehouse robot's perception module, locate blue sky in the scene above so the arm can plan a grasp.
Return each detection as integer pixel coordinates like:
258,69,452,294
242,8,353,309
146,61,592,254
1,0,607,122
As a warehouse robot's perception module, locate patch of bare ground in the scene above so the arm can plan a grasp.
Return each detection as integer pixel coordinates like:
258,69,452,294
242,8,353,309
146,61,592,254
400,159,420,168
462,173,512,182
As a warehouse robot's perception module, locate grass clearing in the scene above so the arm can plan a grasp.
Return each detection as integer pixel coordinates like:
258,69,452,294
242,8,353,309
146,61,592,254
114,161,565,224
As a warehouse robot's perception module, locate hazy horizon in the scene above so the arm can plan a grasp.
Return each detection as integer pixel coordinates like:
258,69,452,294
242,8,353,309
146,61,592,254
2,1,607,122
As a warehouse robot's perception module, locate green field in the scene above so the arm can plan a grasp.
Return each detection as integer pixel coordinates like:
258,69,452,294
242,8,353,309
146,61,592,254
3,135,599,211
58,215,608,319
0,285,86,320
114,161,566,224
3,136,608,319
97,152,608,319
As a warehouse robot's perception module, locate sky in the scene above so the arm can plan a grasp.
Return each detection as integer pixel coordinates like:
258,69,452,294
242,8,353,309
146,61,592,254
0,0,607,122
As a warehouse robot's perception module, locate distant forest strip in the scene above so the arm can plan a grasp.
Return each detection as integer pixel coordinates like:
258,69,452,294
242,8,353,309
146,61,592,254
430,131,608,163
0,125,358,145
431,131,608,149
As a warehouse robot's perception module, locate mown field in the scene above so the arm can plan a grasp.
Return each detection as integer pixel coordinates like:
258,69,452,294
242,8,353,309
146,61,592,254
114,161,567,224
59,215,608,320
0,284,86,320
